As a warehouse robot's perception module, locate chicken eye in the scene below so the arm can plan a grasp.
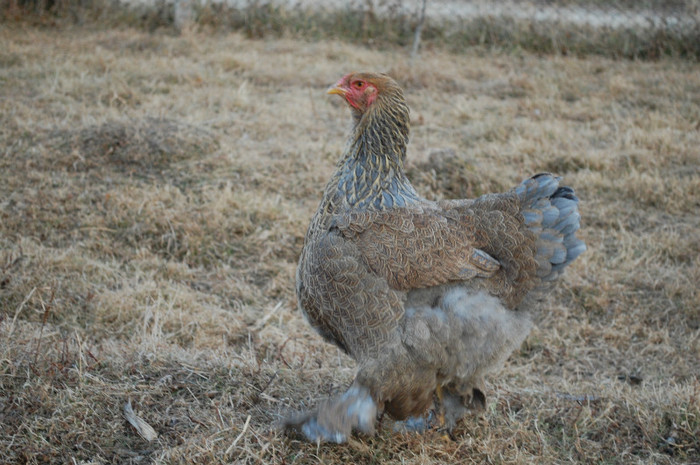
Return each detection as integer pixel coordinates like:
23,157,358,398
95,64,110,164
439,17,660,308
354,81,364,88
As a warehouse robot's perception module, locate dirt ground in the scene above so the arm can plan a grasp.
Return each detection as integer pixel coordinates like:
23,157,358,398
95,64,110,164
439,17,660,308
0,24,698,464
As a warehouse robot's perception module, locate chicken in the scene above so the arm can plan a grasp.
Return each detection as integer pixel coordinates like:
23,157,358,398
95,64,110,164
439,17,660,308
284,72,586,443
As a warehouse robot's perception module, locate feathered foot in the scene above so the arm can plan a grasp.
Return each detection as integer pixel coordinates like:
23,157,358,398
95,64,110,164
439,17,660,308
283,383,377,443
393,410,437,433
395,383,486,441
393,386,452,439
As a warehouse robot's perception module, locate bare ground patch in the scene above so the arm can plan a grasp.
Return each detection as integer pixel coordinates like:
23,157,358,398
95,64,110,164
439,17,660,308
47,117,219,172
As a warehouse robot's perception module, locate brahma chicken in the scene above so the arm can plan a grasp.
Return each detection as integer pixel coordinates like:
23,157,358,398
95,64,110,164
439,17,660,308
285,72,586,443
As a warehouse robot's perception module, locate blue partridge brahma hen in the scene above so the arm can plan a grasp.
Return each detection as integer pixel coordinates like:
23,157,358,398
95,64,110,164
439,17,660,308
284,72,586,443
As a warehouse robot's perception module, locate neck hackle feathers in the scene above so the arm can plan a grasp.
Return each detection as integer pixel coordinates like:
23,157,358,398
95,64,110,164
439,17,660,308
328,72,418,210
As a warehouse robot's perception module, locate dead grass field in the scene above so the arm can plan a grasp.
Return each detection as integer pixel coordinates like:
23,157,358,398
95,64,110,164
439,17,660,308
1,23,699,465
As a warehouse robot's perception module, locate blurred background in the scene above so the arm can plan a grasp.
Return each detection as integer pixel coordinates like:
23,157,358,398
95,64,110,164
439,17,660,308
5,0,700,58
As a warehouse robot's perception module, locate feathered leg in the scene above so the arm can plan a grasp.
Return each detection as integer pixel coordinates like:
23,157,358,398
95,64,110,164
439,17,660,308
283,383,377,443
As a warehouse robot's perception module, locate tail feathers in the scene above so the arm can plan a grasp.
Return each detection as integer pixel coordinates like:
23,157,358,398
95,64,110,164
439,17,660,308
517,173,586,282
514,172,559,199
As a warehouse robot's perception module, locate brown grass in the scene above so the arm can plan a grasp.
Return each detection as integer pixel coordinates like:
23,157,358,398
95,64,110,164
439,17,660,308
4,0,700,59
1,24,699,465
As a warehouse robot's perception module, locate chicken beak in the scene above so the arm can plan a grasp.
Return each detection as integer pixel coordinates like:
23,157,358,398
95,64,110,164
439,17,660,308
327,85,347,96
327,78,348,96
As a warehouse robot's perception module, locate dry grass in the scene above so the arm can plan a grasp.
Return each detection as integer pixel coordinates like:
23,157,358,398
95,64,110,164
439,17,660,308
4,0,700,59
1,24,699,465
